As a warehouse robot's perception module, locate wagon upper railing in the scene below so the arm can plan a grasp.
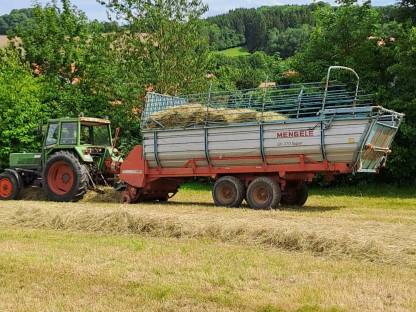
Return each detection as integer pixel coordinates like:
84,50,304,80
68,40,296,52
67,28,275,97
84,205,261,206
141,67,402,130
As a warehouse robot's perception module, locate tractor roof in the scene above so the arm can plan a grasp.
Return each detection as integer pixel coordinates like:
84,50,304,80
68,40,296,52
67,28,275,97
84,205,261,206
79,117,111,125
48,117,110,125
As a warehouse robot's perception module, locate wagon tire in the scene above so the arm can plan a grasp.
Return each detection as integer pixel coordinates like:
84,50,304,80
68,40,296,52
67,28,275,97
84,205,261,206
212,176,245,208
281,182,308,207
43,151,88,202
246,177,281,210
0,172,21,200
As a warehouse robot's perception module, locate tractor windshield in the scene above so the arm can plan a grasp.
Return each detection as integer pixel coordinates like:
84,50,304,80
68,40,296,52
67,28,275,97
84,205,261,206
80,124,111,146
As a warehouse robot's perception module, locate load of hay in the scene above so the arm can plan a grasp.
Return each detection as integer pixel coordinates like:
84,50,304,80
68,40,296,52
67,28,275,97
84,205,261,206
146,103,287,129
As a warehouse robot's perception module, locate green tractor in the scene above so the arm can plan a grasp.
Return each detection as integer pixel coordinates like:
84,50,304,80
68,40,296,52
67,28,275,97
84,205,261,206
0,117,122,202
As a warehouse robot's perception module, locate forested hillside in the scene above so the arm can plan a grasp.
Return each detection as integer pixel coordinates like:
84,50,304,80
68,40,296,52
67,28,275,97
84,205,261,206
206,3,413,57
206,4,321,55
0,0,415,184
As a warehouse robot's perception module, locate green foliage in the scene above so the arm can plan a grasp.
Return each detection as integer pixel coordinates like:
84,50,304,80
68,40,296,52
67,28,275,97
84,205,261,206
206,4,322,54
206,23,244,50
245,12,267,52
208,51,281,91
265,25,312,58
13,0,90,77
0,49,47,168
0,9,34,35
101,0,210,95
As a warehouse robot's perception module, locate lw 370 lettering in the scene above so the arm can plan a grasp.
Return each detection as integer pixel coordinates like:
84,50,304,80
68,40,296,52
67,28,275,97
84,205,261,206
276,130,314,139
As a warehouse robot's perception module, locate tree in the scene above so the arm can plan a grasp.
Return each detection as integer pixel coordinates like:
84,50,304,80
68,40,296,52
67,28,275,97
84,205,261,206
291,2,393,90
0,9,34,35
382,27,416,183
265,25,311,58
100,0,210,95
245,12,267,52
13,0,90,79
0,49,47,168
208,52,281,91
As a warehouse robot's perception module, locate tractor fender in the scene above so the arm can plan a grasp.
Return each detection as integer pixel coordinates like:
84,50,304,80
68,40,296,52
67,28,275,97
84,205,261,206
73,147,94,163
4,169,23,190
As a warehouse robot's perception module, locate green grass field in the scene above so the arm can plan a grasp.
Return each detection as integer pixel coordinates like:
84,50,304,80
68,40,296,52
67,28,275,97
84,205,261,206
216,46,251,57
0,185,415,311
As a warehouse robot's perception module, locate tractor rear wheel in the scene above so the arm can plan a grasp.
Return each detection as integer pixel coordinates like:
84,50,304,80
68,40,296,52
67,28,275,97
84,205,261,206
43,151,88,202
281,182,308,207
212,176,244,208
246,177,281,210
0,172,21,200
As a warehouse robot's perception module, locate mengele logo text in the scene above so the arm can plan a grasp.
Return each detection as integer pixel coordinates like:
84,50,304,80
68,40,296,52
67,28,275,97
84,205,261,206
277,130,314,139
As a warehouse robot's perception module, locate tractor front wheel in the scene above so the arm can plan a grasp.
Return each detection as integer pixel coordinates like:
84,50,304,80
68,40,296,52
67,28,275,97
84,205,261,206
0,172,21,200
43,151,88,202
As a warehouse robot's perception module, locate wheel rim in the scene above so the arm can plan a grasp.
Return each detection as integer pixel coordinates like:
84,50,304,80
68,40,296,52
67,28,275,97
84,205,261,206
252,185,270,206
216,182,235,205
0,178,13,198
47,161,75,195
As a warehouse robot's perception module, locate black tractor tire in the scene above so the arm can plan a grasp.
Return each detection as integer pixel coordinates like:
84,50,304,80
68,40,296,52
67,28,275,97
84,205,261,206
0,172,21,200
212,176,245,208
43,151,89,202
281,182,309,207
246,177,281,210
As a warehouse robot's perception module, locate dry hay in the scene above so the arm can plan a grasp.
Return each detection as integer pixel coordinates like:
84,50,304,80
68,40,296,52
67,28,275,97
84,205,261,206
260,111,288,122
19,187,121,203
146,103,226,129
0,203,389,264
146,103,287,129
219,108,258,124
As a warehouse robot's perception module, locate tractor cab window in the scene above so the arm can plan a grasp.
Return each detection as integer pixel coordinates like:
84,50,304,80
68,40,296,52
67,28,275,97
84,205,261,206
60,122,78,145
45,123,59,146
80,124,111,146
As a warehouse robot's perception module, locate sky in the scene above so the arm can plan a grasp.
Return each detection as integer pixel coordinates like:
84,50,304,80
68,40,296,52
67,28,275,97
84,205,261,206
0,0,397,20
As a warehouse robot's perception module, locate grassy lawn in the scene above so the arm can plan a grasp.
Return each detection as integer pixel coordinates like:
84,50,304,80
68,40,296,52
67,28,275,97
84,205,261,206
216,46,251,57
0,185,415,311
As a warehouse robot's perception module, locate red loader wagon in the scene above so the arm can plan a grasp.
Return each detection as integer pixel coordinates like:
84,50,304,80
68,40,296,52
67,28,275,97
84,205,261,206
119,67,404,209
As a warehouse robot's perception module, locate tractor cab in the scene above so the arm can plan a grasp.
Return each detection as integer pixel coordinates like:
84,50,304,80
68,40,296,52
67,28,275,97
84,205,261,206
44,117,112,147
43,117,116,166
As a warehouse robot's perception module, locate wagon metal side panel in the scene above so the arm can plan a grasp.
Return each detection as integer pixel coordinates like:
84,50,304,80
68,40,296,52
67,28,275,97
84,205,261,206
143,118,370,170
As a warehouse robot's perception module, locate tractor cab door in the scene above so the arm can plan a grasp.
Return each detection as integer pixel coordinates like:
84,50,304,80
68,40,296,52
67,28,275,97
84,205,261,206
43,122,60,154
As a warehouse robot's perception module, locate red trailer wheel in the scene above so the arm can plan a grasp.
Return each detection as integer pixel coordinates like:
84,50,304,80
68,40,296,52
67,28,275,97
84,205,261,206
47,161,75,195
281,182,308,207
246,177,281,210
212,176,244,208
